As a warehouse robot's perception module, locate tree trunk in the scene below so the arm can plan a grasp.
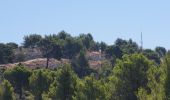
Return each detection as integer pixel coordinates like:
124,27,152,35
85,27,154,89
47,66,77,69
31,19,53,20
46,57,49,69
19,84,22,99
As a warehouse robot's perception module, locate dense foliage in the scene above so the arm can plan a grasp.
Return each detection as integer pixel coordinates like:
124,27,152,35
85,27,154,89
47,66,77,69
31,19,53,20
0,31,170,100
0,43,14,64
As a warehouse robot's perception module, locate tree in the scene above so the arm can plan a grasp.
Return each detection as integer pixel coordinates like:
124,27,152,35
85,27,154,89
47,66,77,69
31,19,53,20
73,76,107,100
163,54,170,100
43,65,77,100
29,69,52,100
143,49,160,64
136,88,149,100
110,54,155,99
6,42,18,49
39,37,62,68
83,76,107,100
0,43,14,64
90,42,100,51
63,37,83,59
71,51,94,78
0,80,15,100
23,34,42,48
115,38,139,55
115,38,127,46
137,66,165,100
127,39,139,54
105,45,122,59
4,65,31,99
78,33,94,50
155,46,167,58
57,30,71,40
72,79,86,100
98,61,113,78
100,42,107,53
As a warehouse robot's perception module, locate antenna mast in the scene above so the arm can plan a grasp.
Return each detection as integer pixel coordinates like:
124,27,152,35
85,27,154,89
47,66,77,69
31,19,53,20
140,32,143,51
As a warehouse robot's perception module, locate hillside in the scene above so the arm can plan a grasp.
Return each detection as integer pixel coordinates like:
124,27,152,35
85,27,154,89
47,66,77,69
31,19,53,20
0,51,104,70
0,32,168,100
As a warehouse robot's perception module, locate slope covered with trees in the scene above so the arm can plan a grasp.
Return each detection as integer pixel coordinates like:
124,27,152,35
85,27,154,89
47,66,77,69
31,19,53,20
0,31,169,100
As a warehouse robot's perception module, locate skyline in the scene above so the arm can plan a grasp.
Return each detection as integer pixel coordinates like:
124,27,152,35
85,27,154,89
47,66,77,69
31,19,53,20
0,0,170,49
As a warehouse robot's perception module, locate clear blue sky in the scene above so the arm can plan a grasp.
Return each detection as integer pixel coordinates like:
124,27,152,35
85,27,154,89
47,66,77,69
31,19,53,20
0,0,170,49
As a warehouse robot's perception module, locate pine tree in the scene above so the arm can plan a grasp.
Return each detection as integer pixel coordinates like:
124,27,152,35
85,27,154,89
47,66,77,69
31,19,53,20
29,69,52,100
44,64,77,100
0,80,15,100
4,65,31,99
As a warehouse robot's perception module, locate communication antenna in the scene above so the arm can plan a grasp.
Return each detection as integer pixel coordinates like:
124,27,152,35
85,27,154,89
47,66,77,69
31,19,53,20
140,32,143,51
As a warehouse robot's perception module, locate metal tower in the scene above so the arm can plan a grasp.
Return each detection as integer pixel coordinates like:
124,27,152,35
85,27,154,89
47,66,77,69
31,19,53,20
140,32,143,51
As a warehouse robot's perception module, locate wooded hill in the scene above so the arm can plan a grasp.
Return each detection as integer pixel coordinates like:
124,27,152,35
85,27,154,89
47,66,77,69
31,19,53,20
0,31,169,100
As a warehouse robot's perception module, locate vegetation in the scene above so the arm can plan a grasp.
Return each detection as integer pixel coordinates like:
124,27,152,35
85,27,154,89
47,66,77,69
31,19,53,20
0,80,15,100
39,36,62,68
0,43,14,64
4,65,31,99
0,31,170,100
71,51,95,78
29,69,52,100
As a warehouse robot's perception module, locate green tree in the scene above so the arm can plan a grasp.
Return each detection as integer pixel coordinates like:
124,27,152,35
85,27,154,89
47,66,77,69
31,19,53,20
78,33,94,50
57,30,71,40
136,88,149,100
39,37,62,68
83,76,107,100
73,76,107,100
107,74,126,100
143,49,160,64
0,80,15,100
72,79,86,100
29,69,52,100
98,61,113,78
71,51,94,78
43,65,77,100
105,45,122,59
110,54,155,100
6,42,18,49
115,38,139,55
100,42,107,53
90,42,100,51
163,54,170,100
0,43,14,64
4,65,31,99
155,46,167,58
137,66,165,100
63,37,83,59
23,34,42,48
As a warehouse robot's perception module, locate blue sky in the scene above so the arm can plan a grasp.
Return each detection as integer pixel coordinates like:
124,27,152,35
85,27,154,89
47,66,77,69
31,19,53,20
0,0,170,49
